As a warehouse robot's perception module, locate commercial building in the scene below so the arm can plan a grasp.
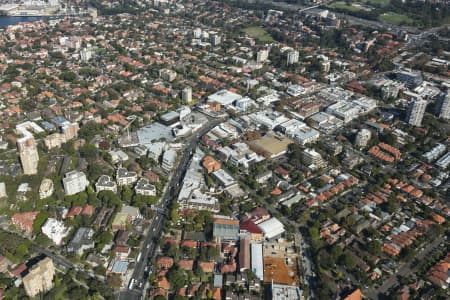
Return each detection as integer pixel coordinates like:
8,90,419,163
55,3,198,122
395,69,423,87
212,169,236,187
147,142,166,161
282,120,320,146
271,283,302,300
257,218,285,240
178,150,220,212
251,243,264,280
162,149,177,171
62,171,89,196
248,110,289,130
23,257,55,298
95,175,117,193
137,124,174,147
160,111,180,126
286,50,299,65
207,89,242,107
239,236,251,272
67,227,95,255
286,84,305,97
248,133,293,158
213,217,240,242
325,101,360,123
406,98,427,127
39,178,54,199
308,112,344,134
41,218,70,245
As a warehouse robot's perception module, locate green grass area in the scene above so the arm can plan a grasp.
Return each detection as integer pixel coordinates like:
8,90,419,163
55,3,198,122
328,1,365,12
379,12,414,25
241,26,274,43
365,0,390,6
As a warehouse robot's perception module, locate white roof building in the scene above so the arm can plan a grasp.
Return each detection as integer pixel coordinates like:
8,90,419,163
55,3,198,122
116,168,138,186
436,152,450,169
249,110,290,129
63,171,89,196
147,142,166,161
39,178,54,199
207,90,242,107
41,218,70,245
95,175,117,193
272,283,302,300
251,243,264,280
286,84,305,97
212,169,236,187
258,218,285,240
162,149,177,171
109,149,129,164
135,178,156,196
177,149,220,212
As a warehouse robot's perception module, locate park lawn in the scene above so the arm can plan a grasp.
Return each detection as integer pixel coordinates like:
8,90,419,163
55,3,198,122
328,1,365,12
379,12,414,25
241,26,274,43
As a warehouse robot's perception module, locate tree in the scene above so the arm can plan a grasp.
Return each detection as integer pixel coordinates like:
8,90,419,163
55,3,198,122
170,207,180,224
78,122,104,141
59,71,77,82
339,253,355,270
79,144,98,162
166,266,186,290
166,243,179,258
98,190,121,207
95,231,113,244
33,212,49,233
367,240,381,255
87,163,103,182
194,264,204,278
121,186,133,203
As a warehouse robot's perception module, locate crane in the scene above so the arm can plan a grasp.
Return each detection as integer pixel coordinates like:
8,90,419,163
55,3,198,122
122,115,137,140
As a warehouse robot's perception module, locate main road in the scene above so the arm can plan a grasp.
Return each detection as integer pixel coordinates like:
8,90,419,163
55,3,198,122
119,116,223,300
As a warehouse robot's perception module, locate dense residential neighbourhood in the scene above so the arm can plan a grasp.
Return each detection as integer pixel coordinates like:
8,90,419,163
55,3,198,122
0,0,448,299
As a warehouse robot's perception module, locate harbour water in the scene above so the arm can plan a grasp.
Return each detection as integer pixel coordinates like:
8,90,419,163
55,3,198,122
0,16,46,28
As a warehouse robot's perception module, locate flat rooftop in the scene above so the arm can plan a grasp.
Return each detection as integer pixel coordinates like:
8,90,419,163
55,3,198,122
249,133,293,157
137,122,174,145
263,257,300,286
